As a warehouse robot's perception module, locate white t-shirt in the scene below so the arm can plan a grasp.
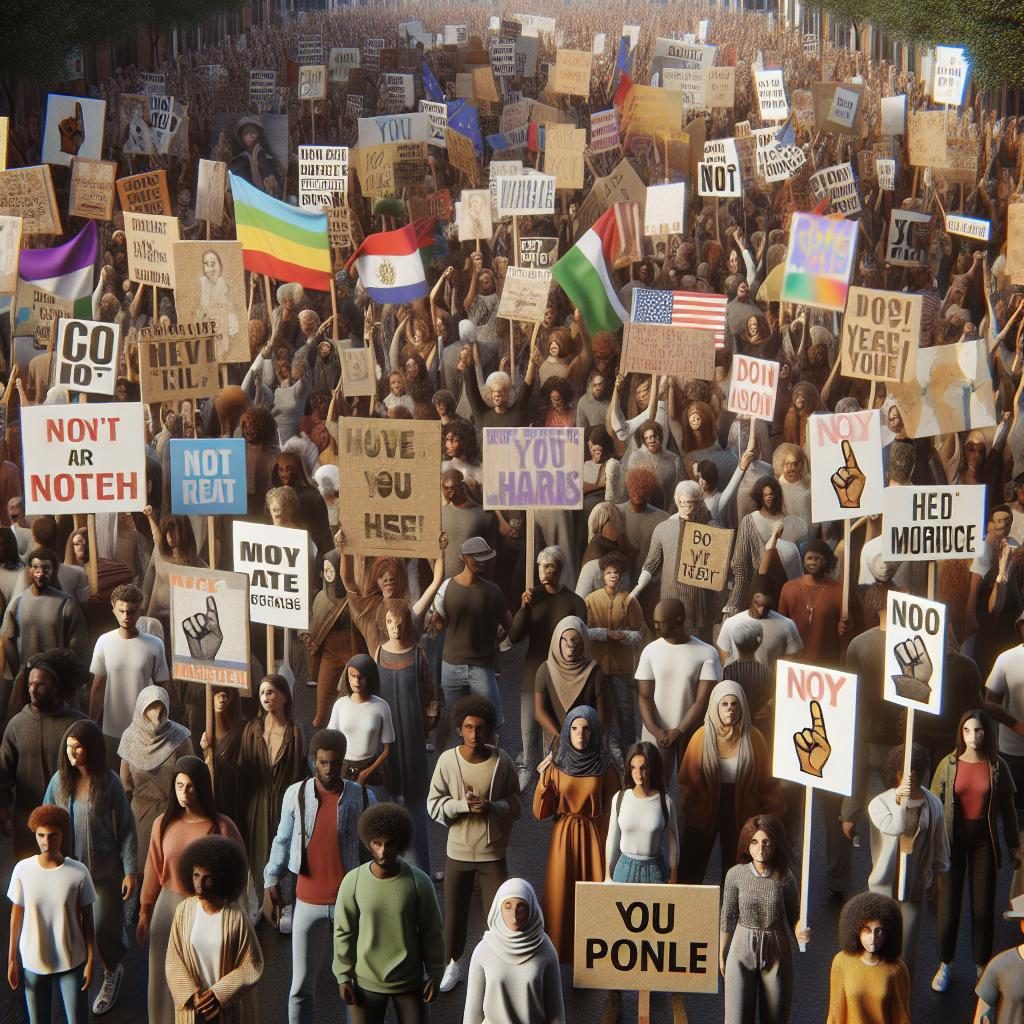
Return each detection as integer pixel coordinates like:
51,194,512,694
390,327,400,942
90,630,170,738
717,609,803,668
190,906,224,989
7,856,96,974
986,646,1024,757
327,695,396,761
635,636,721,734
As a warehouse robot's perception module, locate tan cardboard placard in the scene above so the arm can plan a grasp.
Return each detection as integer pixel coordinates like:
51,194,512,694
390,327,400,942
706,67,736,109
337,418,442,558
621,86,682,137
573,882,720,992
575,158,647,236
1009,205,1024,285
69,158,117,221
445,128,480,184
552,49,592,97
841,287,920,383
117,169,172,215
544,126,586,190
0,216,21,294
907,111,950,169
340,347,376,397
677,520,734,590
137,323,220,403
496,266,552,322
457,189,492,241
811,82,865,137
171,241,249,363
0,166,61,236
298,65,327,101
472,66,500,104
196,159,228,226
123,211,181,289
621,323,715,380
13,281,71,346
0,117,7,171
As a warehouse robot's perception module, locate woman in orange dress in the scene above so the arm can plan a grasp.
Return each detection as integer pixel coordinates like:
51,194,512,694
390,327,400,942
532,705,620,962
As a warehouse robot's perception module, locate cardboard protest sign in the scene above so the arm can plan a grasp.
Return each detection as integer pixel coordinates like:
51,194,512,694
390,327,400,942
0,117,7,170
728,354,778,421
117,170,172,215
781,212,857,311
496,267,551,322
298,65,327,101
12,281,71,345
195,160,227,228
573,883,719,993
885,209,931,267
677,521,733,591
51,319,119,396
643,183,686,237
337,419,441,558
809,163,861,216
170,242,247,364
169,566,251,692
1009,205,1024,284
663,68,706,111
552,49,592,95
945,214,990,242
0,216,21,294
698,160,741,198
41,95,106,168
232,522,310,630
519,237,558,269
840,288,920,384
809,82,864,137
445,128,480,184
621,323,715,381
329,48,360,83
482,426,584,510
754,70,788,121
933,46,968,106
884,592,946,715
574,160,647,235
497,174,556,216
620,86,682,139
590,109,620,153
457,190,493,240
808,410,884,523
0,166,61,235
773,660,858,796
544,127,586,190
68,159,117,221
473,67,500,103
123,211,180,289
170,438,247,516
21,403,146,514
706,67,736,109
137,323,220,403
297,146,348,209
882,484,985,562
340,347,376,398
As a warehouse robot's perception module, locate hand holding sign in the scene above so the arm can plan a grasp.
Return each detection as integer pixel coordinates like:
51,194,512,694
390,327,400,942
830,440,865,508
891,636,933,702
794,700,831,778
183,596,223,660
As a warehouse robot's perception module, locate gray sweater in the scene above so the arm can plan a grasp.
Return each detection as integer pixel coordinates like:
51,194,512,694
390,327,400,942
0,705,87,812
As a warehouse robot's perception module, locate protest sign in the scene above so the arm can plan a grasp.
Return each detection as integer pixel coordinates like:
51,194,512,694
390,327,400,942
195,160,227,227
590,110,620,153
0,166,61,235
123,211,180,289
22,403,146,514
519,237,558,269
827,87,859,131
139,72,165,96
68,159,117,221
41,95,106,167
880,95,906,136
473,67,501,103
882,484,985,562
169,566,251,692
773,660,859,797
496,267,552,322
809,163,861,216
620,86,682,139
297,33,324,65
298,65,327,101
876,158,896,191
116,170,172,215
1009,205,1024,284
808,410,883,523
728,354,778,421
621,323,715,381
552,50,592,95
337,419,441,558
358,113,429,149
933,46,968,105
0,117,7,170
885,209,931,267
12,281,71,345
706,67,736,109
137,323,220,403
51,319,119,396
498,174,556,216
573,883,719,993
643,183,686,236
0,216,22,294
146,96,186,156
482,426,584,510
697,160,741,198
328,48,360,83
169,438,247,516
884,592,946,715
677,521,733,591
945,214,990,242
232,522,310,631
171,241,248,364
544,127,586,190
654,39,715,68
420,101,448,148
663,68,706,111
457,190,493,241
297,146,348,209
445,128,480,184
781,212,857,311
907,111,951,169
754,70,788,121
381,74,415,112
492,41,516,77
340,347,376,398
840,287,920,384
249,70,277,109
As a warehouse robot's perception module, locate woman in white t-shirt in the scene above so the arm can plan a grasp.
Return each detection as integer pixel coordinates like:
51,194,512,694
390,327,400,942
327,654,395,797
7,804,96,1024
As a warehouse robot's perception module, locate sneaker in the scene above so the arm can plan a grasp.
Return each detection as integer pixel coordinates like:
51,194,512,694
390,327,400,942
278,904,293,935
92,963,124,1016
517,766,532,793
305,678,317,687
932,962,951,992
439,958,463,993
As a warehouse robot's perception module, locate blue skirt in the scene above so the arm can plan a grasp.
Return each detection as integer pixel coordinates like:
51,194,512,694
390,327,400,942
612,853,667,884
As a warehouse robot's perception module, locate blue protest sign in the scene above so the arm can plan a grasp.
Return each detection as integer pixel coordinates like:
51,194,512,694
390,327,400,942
169,438,247,515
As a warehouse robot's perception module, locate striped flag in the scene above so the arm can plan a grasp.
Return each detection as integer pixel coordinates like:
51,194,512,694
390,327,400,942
631,287,728,348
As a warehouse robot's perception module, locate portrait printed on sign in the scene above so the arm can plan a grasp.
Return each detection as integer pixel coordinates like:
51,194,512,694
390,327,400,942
340,347,376,397
808,410,884,524
41,95,106,167
171,241,249,363
458,189,493,241
883,592,945,715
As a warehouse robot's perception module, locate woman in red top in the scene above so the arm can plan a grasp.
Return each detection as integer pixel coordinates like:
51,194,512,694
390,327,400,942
929,710,1021,993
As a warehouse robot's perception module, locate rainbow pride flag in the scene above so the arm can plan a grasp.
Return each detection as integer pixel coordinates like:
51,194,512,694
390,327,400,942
228,172,332,292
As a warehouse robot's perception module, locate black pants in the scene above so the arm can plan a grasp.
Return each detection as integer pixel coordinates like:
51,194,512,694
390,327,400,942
937,819,996,966
680,784,737,884
443,856,508,960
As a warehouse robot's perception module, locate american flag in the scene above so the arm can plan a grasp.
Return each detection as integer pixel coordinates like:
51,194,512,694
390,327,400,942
631,287,728,348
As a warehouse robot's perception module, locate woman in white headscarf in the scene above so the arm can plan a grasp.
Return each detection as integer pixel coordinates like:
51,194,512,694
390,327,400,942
463,878,565,1024
313,464,340,527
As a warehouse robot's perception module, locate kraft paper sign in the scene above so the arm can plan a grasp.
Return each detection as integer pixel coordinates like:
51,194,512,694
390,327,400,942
677,520,733,590
1008,205,1024,284
552,49,592,96
0,165,61,236
171,241,249,364
123,211,180,289
69,159,117,221
496,266,552,322
482,426,584,510
137,323,220,403
117,170,172,215
621,322,715,380
196,159,228,225
840,287,921,384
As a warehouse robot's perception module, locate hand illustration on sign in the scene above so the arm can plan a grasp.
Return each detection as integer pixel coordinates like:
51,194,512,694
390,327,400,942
891,635,933,702
183,596,223,660
59,102,85,156
830,440,865,508
793,699,831,778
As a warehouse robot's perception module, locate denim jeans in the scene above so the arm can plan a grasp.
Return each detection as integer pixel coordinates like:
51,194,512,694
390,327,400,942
24,966,88,1024
517,690,544,775
290,900,337,1024
440,662,503,731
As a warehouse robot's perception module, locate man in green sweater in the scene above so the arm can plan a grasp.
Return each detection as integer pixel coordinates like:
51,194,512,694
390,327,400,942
334,803,444,1024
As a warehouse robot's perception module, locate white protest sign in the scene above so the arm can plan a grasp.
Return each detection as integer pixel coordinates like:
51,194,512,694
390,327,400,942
827,87,859,130
754,70,788,121
886,209,931,267
590,110,620,154
52,318,119,396
876,158,896,191
357,113,430,148
662,68,706,110
492,42,516,77
880,95,906,136
297,146,348,209
945,214,990,242
643,182,685,237
697,161,741,197
703,138,740,166
654,39,715,68
497,174,556,216
298,65,327,101
882,484,985,562
419,102,448,148
808,410,884,523
592,33,606,56
810,163,861,216
232,522,310,630
22,403,146,514
773,660,858,796
933,46,968,106
884,592,946,715
483,426,584,510
329,48,360,83
728,355,777,421
249,70,277,110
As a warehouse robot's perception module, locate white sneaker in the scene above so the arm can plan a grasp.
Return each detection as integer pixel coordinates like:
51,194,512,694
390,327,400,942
439,958,463,993
305,678,317,687
517,766,532,792
279,904,293,934
92,963,124,1015
932,962,951,992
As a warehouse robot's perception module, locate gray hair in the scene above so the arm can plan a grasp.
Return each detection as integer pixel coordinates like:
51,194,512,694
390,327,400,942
537,545,566,583
587,501,625,541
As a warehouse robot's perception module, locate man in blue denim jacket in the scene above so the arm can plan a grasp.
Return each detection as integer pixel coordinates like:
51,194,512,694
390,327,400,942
264,729,375,1024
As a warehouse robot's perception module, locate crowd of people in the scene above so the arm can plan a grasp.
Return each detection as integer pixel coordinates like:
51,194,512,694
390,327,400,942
2,0,1024,1022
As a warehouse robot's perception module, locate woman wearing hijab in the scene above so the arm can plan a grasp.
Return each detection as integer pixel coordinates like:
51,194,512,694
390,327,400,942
463,878,565,1024
533,706,620,962
678,680,785,884
533,616,609,748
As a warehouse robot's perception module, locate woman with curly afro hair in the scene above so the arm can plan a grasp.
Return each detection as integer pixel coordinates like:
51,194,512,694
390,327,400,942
826,891,910,1024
